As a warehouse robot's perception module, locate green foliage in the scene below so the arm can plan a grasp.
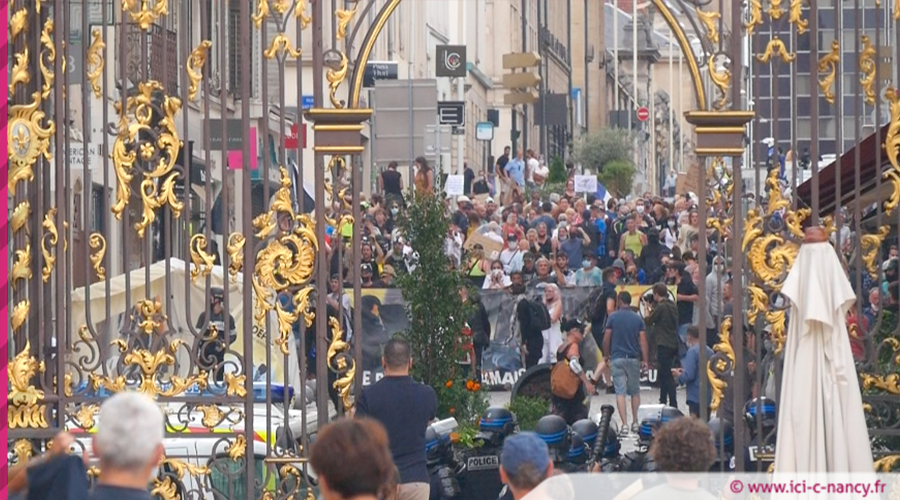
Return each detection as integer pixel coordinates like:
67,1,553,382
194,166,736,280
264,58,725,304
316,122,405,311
597,159,637,197
394,191,487,422
574,129,634,173
455,423,484,449
507,396,551,432
547,156,568,184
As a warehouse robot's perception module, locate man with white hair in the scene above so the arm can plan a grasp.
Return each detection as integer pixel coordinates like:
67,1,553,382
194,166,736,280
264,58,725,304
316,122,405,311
90,391,165,500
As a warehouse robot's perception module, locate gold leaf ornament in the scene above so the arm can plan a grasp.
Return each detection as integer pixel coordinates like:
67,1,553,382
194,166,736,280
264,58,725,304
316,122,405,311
745,0,763,36
757,38,795,64
86,29,106,98
335,4,359,40
11,244,33,292
12,301,30,332
327,52,350,109
252,0,271,28
227,435,248,460
768,0,785,19
74,404,99,429
10,48,31,95
9,92,56,196
817,40,840,105
295,0,312,27
707,317,735,412
189,234,216,281
788,0,808,34
861,226,890,277
89,233,107,281
858,35,877,106
10,8,27,41
39,18,56,100
186,40,212,102
264,33,302,60
884,87,900,213
11,201,32,234
41,208,60,283
327,317,356,411
695,8,720,46
8,341,46,407
708,55,731,111
123,0,169,31
226,232,246,281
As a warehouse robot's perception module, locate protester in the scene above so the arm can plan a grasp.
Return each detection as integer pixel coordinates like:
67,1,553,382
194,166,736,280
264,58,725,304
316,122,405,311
413,156,434,195
669,261,698,351
484,260,513,289
499,433,553,500
705,255,727,346
510,275,544,368
603,291,649,433
540,284,564,364
646,283,679,408
195,287,237,383
311,418,397,500
673,326,714,419
551,318,595,424
7,431,87,499
462,286,492,382
574,255,603,287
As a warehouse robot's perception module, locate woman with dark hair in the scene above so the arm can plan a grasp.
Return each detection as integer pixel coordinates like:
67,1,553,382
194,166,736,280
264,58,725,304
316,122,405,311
380,161,404,207
551,318,594,425
311,418,398,500
413,156,434,195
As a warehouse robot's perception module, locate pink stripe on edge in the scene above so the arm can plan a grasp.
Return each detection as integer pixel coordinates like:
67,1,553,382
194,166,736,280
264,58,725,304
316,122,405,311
2,1,11,498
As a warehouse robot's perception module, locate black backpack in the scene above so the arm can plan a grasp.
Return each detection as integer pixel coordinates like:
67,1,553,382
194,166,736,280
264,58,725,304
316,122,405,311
528,300,552,331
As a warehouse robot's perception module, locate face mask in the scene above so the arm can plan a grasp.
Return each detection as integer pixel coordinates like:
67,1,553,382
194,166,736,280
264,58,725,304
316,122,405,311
582,260,591,269
715,264,725,273
668,220,676,228
391,208,399,216
636,206,645,214
559,235,568,241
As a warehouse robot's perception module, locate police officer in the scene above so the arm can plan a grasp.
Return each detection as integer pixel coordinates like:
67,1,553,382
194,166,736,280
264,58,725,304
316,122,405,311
535,414,572,469
707,417,736,472
195,287,237,382
621,406,683,472
594,426,623,472
427,425,461,500
559,432,589,473
459,408,516,500
743,396,777,472
571,419,598,463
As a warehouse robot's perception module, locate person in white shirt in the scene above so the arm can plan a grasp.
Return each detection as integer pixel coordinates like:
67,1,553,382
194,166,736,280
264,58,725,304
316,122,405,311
484,261,513,290
526,149,541,188
500,237,528,274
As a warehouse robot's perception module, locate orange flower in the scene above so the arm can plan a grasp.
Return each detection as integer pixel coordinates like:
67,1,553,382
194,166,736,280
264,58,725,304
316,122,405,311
445,379,453,388
449,407,456,414
472,383,481,391
466,380,475,390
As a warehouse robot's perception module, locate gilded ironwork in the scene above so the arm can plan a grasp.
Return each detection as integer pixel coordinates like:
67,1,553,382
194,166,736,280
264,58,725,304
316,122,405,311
11,201,32,234
861,226,890,278
11,300,30,332
696,8,720,45
252,167,318,355
189,234,216,281
86,29,105,98
859,35,877,106
8,341,48,429
768,0,785,19
122,0,169,31
707,317,735,412
226,232,246,282
295,0,312,27
861,373,900,395
742,169,809,355
327,316,356,410
13,440,34,465
197,405,226,429
41,208,60,283
884,87,900,213
757,38,795,64
11,244,33,293
10,48,31,95
224,373,248,398
708,55,731,111
39,18,56,100
788,0,808,34
264,33,303,60
10,7,27,41
227,435,248,460
186,40,212,102
111,80,183,235
745,0,763,36
9,92,55,196
73,404,99,430
817,40,840,105
252,0,271,27
874,455,900,472
335,4,359,40
89,233,107,281
326,51,350,109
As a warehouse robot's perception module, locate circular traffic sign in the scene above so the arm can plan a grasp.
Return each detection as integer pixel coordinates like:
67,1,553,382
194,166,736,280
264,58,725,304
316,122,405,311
637,106,650,122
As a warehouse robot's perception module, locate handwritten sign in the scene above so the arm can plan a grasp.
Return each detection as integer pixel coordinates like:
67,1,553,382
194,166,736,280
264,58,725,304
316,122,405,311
445,174,465,196
573,175,597,193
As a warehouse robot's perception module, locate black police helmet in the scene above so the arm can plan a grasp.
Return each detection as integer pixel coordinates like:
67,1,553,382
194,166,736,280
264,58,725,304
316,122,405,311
659,406,685,424
478,407,518,438
639,406,683,446
535,415,571,454
567,432,588,465
425,426,442,463
602,426,622,458
571,419,599,449
744,397,777,433
707,417,735,455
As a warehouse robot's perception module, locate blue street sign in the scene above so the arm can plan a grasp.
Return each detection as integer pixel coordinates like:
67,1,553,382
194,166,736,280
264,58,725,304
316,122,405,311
302,95,314,109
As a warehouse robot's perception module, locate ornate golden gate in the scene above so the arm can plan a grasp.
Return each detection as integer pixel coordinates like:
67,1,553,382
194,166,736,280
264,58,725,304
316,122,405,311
652,0,900,472
7,0,403,498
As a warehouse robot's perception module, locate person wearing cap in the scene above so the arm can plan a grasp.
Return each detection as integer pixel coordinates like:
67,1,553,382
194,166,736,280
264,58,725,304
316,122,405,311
380,265,396,288
360,263,380,288
195,288,237,383
499,433,553,500
552,318,594,424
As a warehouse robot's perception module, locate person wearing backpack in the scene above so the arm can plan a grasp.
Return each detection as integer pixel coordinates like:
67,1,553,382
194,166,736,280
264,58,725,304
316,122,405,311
509,273,544,369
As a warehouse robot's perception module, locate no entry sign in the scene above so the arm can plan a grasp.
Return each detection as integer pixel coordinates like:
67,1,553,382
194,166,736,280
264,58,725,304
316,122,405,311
637,106,650,122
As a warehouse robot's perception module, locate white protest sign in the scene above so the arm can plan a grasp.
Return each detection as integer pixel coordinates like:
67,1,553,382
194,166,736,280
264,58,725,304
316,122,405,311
445,174,465,196
574,174,597,193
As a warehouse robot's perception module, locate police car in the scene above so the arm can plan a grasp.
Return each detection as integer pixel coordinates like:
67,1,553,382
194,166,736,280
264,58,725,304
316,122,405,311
68,383,334,499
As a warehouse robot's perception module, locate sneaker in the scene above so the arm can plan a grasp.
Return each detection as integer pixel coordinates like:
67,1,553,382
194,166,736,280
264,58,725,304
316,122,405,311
631,422,639,434
619,423,630,435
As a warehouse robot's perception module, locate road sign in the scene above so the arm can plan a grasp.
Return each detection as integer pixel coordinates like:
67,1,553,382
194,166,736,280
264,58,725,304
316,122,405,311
436,45,468,77
637,106,650,122
476,122,494,141
503,91,539,106
363,61,398,88
284,123,307,149
438,101,466,126
502,72,542,89
502,52,542,69
302,95,314,109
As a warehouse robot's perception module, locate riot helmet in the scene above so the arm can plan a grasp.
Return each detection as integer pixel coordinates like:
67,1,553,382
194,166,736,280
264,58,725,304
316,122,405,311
567,432,588,466
475,407,518,447
425,425,442,464
535,415,571,463
744,397,777,436
571,419,599,450
708,418,735,455
639,406,683,447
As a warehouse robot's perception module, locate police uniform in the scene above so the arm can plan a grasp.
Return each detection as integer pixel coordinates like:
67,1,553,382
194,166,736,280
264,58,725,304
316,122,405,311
458,447,503,500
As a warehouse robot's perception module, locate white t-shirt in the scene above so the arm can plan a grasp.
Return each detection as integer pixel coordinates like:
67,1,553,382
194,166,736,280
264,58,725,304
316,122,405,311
533,163,549,185
527,158,540,183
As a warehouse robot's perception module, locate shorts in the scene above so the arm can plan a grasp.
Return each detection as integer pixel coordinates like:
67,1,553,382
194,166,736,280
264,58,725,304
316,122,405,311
610,358,641,396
